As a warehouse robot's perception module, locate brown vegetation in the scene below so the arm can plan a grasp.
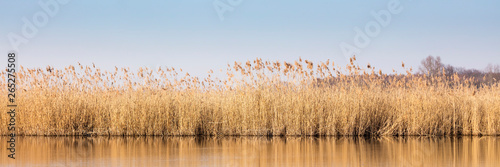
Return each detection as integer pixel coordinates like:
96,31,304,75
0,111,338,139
1,57,499,136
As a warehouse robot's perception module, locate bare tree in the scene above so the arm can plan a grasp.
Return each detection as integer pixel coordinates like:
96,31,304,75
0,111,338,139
485,64,500,74
484,64,500,84
419,55,444,76
444,64,455,77
416,56,500,86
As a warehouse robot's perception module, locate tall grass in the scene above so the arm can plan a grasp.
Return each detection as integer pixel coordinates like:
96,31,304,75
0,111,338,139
1,57,499,136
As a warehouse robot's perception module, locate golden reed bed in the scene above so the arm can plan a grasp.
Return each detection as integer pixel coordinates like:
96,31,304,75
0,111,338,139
1,57,499,136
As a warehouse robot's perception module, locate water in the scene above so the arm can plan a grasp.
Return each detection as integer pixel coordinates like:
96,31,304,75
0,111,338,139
1,136,499,167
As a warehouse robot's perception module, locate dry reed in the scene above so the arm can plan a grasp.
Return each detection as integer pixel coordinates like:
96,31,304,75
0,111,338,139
1,57,499,136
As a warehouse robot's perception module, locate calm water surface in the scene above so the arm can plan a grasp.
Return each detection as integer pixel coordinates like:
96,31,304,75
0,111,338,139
1,136,499,167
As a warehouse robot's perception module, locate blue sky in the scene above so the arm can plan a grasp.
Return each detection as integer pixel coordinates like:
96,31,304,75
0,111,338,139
1,0,499,76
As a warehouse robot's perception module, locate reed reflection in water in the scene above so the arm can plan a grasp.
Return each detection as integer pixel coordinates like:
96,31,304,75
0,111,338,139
0,136,499,167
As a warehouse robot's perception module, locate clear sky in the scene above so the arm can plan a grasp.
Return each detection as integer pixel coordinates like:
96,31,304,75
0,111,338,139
1,0,499,76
